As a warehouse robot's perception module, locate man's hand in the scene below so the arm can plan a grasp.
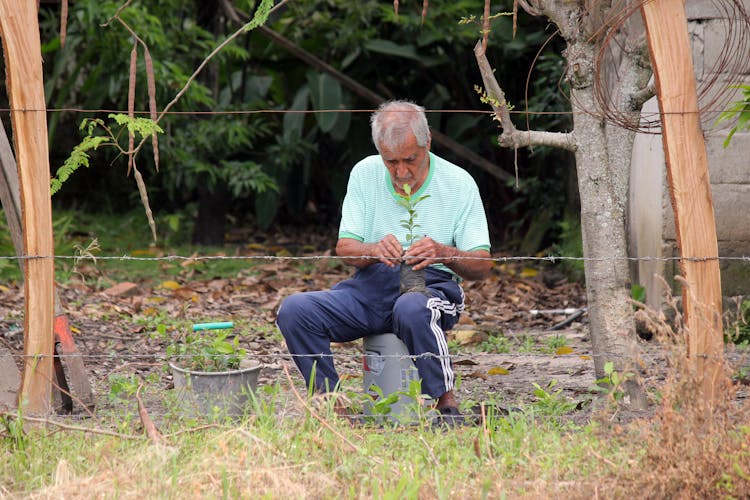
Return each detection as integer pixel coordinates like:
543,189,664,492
336,235,403,268
402,236,442,270
403,236,492,281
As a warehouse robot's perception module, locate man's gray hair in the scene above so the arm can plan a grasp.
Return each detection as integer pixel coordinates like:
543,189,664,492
370,100,430,152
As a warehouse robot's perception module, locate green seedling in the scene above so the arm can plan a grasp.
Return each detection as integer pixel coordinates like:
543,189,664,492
396,183,430,247
167,329,246,371
530,380,579,416
590,361,634,402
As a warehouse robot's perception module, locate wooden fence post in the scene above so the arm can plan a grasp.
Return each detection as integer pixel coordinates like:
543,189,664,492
0,0,55,414
641,0,725,404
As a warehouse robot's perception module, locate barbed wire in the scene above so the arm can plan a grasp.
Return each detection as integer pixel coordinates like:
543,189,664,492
0,351,740,363
0,106,732,117
1,253,749,263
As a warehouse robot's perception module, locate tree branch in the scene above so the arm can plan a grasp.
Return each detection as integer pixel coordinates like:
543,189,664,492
629,80,656,111
516,0,543,17
474,41,577,152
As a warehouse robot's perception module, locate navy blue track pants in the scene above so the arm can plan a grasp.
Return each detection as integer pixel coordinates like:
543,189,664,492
276,263,464,399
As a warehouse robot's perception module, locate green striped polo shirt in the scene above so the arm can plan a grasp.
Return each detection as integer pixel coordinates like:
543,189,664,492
339,152,490,272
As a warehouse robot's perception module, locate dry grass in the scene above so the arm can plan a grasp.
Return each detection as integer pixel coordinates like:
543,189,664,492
609,299,750,499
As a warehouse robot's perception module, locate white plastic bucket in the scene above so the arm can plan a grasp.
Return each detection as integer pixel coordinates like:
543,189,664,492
363,333,431,421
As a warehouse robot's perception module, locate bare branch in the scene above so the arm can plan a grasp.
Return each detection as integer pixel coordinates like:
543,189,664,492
500,129,577,151
474,41,515,135
629,80,656,111
60,0,68,48
474,41,577,153
1,411,145,439
136,382,167,446
516,0,543,17
483,0,490,52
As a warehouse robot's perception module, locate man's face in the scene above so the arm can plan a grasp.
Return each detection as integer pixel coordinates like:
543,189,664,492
379,133,431,195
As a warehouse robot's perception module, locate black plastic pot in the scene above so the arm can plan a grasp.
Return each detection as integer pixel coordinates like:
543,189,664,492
399,263,426,294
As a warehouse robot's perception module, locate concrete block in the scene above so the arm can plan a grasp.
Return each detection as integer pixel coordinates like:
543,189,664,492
663,184,750,241
653,239,750,300
703,19,750,76
713,185,750,240
686,0,750,20
696,75,750,129
717,241,750,296
705,133,750,184
688,21,704,79
686,0,721,19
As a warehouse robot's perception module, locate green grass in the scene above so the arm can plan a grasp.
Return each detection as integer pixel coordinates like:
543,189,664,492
5,374,746,498
0,387,635,498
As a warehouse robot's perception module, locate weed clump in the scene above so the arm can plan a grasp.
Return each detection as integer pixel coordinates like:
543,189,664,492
614,296,750,498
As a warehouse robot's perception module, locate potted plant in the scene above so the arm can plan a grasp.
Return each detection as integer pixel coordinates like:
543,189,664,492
167,322,261,418
397,183,430,294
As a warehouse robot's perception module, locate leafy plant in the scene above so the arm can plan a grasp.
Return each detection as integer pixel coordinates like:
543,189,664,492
167,329,246,371
530,380,579,416
396,183,430,248
541,334,568,354
363,384,400,420
50,114,164,195
478,334,512,353
516,334,537,353
107,374,141,402
716,83,750,147
0,409,28,453
590,361,634,402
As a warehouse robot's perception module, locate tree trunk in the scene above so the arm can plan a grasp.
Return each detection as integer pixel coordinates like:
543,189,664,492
193,180,228,246
568,39,647,408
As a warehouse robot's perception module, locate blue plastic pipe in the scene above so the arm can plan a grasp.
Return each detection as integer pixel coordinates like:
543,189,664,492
192,322,234,331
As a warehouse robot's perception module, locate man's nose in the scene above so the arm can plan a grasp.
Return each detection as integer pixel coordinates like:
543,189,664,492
394,162,409,177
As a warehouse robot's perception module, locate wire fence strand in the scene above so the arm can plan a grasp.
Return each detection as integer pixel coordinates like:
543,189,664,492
1,253,749,263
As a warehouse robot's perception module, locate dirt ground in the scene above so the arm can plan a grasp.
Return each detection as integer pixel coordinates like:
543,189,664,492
1,256,747,424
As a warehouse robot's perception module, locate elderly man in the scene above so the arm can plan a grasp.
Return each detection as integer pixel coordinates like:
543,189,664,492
276,100,491,424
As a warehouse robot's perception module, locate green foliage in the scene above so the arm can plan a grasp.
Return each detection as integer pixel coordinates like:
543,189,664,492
478,334,512,353
516,334,537,353
530,380,579,416
109,113,164,138
107,374,141,402
38,0,573,245
0,409,28,453
590,361,634,402
716,84,750,147
631,284,646,304
397,183,430,246
50,134,110,195
51,114,164,195
541,334,568,353
364,384,400,418
551,213,585,281
167,329,247,372
164,115,277,198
